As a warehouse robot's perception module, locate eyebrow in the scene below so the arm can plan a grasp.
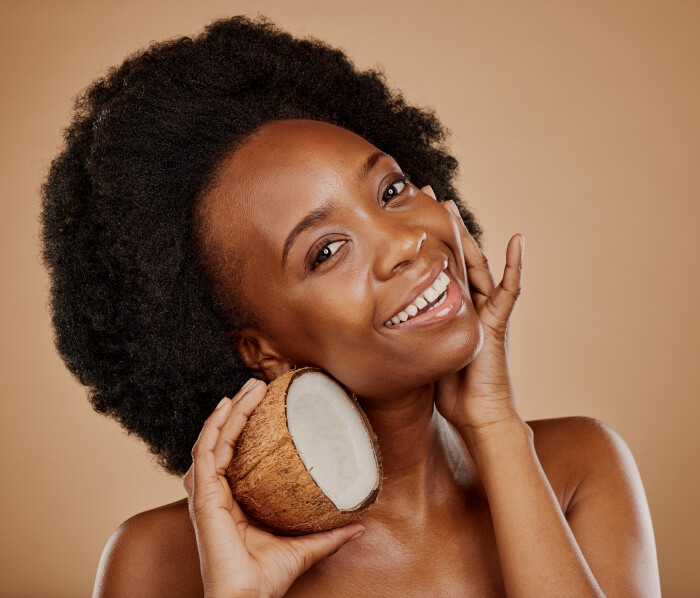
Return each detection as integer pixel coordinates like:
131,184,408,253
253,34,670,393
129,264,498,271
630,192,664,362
281,150,393,266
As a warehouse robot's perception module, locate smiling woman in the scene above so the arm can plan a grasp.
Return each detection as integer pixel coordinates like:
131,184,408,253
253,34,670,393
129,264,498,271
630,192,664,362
40,14,661,598
194,119,483,399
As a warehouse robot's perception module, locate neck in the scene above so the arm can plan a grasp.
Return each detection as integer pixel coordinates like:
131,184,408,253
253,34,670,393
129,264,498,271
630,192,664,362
359,382,473,520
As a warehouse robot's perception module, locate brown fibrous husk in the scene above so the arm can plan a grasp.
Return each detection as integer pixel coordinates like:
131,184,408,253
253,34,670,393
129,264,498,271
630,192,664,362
225,367,382,535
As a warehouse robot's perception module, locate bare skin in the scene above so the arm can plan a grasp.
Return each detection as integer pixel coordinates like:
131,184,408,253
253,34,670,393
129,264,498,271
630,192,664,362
93,120,661,597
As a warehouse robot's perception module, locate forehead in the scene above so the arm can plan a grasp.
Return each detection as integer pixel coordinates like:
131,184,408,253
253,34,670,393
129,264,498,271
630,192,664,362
222,119,376,199
236,119,374,171
205,119,379,263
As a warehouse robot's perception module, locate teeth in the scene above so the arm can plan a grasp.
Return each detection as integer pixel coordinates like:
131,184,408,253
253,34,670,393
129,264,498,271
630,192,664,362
385,270,452,326
424,287,439,302
429,288,449,310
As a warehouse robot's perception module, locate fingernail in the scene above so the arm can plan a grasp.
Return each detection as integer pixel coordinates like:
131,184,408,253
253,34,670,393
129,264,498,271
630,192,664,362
350,529,365,541
242,377,258,391
424,185,436,199
216,397,229,409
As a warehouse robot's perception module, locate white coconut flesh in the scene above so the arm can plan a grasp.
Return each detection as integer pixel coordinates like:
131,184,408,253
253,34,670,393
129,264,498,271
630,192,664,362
286,371,379,511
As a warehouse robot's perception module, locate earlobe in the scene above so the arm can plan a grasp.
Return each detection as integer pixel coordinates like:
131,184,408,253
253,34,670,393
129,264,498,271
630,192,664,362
233,330,293,382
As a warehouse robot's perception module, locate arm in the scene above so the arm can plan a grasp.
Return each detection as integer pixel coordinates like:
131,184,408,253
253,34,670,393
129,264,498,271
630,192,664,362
462,416,660,597
183,380,364,598
536,417,660,595
434,198,660,596
94,381,364,598
463,416,603,597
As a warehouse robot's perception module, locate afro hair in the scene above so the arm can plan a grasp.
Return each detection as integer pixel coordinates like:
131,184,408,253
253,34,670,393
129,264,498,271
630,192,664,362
40,15,483,476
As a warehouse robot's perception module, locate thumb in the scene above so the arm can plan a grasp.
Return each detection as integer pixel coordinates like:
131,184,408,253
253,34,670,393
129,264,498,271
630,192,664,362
285,524,365,575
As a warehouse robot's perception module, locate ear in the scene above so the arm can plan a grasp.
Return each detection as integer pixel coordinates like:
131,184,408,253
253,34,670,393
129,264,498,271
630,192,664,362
231,329,294,382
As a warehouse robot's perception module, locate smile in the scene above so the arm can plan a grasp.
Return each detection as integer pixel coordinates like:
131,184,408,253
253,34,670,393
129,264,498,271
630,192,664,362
384,268,463,329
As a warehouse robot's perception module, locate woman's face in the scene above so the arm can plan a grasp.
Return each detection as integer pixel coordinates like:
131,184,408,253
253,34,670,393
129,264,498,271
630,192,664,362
203,119,482,400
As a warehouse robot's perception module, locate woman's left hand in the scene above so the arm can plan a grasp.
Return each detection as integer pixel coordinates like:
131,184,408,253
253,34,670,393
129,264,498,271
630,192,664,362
434,199,525,434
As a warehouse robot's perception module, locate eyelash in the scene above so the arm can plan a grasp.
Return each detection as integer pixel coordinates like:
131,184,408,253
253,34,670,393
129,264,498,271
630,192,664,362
310,172,411,269
382,172,411,205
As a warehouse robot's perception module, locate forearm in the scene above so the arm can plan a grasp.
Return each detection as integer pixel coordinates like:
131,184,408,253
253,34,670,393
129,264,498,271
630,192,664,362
460,417,604,598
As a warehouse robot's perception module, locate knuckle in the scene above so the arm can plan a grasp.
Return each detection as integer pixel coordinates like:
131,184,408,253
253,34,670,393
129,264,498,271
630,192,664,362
490,326,507,343
294,547,311,571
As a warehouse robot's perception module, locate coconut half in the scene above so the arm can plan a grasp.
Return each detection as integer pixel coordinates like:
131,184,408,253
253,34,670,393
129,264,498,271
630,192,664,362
225,367,382,535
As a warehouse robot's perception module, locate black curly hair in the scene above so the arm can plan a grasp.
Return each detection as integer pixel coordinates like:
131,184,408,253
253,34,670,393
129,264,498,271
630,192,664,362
40,15,484,477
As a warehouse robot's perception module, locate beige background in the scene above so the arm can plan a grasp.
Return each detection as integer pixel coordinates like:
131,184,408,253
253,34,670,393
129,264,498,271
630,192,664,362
1,0,698,596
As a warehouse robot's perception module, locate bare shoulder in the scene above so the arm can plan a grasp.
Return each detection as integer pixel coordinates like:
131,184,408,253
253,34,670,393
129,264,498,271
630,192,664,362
527,417,636,492
528,415,632,469
527,414,626,449
93,498,203,598
526,416,661,595
525,415,640,510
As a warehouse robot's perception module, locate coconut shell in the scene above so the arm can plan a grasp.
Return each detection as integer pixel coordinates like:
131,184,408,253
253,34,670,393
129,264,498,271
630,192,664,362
225,367,382,535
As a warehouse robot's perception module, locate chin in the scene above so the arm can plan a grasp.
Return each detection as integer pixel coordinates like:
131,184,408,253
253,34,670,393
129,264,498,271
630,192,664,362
434,311,483,374
461,318,484,368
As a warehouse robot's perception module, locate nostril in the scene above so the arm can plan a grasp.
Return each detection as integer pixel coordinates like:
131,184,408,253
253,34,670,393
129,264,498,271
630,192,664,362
391,232,425,273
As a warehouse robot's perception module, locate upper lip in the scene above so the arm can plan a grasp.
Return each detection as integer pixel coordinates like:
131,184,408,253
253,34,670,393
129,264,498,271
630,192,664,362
384,259,448,323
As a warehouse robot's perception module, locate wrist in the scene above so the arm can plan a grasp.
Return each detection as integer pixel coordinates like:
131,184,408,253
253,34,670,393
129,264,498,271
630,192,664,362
458,414,534,473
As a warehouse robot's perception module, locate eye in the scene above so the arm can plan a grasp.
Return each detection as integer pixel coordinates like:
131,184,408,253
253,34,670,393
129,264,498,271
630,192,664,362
312,240,345,268
382,173,411,205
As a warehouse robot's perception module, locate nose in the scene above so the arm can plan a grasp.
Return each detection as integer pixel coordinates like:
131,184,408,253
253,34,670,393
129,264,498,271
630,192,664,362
373,220,426,280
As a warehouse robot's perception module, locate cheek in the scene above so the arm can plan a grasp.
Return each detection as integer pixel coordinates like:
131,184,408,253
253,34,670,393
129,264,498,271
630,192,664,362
301,287,374,345
430,200,460,247
270,282,375,365
408,195,460,255
324,310,483,400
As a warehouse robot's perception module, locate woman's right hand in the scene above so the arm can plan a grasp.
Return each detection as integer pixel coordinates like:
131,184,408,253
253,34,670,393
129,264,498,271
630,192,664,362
183,378,365,598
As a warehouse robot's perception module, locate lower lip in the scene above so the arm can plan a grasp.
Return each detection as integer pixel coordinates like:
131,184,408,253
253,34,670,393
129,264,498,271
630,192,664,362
386,269,465,331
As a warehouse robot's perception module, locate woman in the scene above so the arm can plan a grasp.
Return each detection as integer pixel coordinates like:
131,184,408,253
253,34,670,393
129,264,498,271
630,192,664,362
41,15,660,597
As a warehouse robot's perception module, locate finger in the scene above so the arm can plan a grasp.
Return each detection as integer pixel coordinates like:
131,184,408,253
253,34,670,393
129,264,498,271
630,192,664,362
443,201,495,307
190,396,235,502
284,524,365,576
184,378,266,497
483,233,524,329
187,383,273,577
420,184,436,199
212,379,268,477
